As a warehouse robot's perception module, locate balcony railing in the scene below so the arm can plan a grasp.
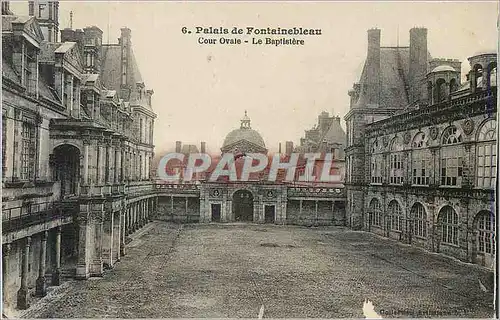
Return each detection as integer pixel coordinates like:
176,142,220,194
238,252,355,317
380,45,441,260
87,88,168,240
287,186,346,198
155,183,201,194
2,201,78,233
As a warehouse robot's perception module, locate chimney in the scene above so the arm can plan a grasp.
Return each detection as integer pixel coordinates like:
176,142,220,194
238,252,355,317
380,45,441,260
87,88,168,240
365,28,381,106
60,28,75,43
278,143,282,153
409,27,428,104
74,29,84,54
2,1,12,15
285,141,294,155
200,141,206,154
175,141,182,153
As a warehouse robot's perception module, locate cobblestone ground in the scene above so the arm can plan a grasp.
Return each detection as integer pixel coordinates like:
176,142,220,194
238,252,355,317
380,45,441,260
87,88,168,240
22,222,494,318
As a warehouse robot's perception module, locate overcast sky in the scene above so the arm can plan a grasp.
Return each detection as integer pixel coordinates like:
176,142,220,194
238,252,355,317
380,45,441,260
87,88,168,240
11,1,499,153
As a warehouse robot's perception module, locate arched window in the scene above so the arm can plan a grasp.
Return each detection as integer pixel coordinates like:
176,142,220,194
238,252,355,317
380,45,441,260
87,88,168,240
411,203,427,238
450,78,458,93
439,206,459,245
477,119,497,188
371,139,383,184
412,132,430,185
476,211,495,254
389,137,403,184
440,126,463,186
435,78,447,102
388,200,402,232
369,198,382,227
471,64,483,89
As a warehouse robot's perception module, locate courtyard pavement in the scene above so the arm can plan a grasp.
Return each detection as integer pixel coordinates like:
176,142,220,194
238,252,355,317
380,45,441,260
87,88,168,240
20,221,495,318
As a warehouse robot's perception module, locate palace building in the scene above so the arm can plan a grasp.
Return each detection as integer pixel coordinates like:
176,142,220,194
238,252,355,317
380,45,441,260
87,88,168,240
156,111,347,225
344,27,497,268
2,0,157,314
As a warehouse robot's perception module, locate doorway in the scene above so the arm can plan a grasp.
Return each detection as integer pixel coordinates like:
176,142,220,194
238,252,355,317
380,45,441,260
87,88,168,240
233,190,254,222
265,205,275,223
211,204,221,222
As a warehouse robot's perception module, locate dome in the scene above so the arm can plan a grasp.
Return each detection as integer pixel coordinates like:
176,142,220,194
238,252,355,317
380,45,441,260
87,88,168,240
431,65,456,73
471,49,496,57
221,111,266,152
222,128,266,149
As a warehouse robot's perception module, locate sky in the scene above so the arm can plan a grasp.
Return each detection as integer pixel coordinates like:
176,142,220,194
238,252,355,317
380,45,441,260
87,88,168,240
10,1,499,154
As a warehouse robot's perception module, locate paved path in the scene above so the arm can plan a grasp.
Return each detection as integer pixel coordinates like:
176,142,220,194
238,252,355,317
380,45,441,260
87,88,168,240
21,222,494,318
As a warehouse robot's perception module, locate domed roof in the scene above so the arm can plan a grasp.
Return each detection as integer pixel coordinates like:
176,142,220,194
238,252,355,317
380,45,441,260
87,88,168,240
223,128,266,148
471,49,496,57
222,111,266,150
431,65,456,73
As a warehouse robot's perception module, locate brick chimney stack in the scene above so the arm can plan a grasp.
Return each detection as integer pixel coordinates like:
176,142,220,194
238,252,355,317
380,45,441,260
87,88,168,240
365,28,381,106
409,27,428,104
175,141,182,153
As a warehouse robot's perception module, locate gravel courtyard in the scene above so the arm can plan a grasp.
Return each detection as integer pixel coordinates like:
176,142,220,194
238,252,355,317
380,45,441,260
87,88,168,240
23,222,494,318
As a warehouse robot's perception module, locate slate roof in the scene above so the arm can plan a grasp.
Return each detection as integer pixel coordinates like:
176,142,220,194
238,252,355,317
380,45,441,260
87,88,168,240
100,43,147,108
54,42,76,53
101,45,121,95
356,47,433,109
2,58,20,83
318,120,346,146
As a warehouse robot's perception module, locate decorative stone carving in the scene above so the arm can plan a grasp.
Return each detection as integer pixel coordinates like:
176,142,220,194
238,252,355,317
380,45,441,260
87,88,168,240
382,136,389,148
429,127,439,140
211,189,221,197
403,131,411,145
266,190,275,198
462,119,475,136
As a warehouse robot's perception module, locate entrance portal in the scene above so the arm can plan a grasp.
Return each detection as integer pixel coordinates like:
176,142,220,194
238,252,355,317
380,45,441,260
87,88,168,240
211,204,221,222
265,205,275,223
233,190,254,222
52,144,80,198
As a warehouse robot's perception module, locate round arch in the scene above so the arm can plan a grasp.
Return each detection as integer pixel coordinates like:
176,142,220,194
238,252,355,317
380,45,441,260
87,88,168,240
52,144,81,198
232,189,254,222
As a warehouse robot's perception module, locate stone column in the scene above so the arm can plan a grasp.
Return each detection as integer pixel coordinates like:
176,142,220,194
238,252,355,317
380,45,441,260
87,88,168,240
115,145,122,183
134,203,139,230
170,195,174,222
90,211,104,277
120,209,126,256
102,211,114,268
185,197,189,223
17,237,31,310
75,213,90,280
299,199,303,217
2,244,11,312
115,211,122,262
315,200,319,226
52,226,62,285
36,231,48,296
222,193,227,222
82,142,90,185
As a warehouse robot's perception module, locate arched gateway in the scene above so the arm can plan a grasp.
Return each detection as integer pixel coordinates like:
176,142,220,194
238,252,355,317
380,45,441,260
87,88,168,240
233,190,254,222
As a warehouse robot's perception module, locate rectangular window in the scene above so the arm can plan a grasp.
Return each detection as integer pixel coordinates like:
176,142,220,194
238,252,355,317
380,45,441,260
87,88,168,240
440,147,463,186
389,153,403,184
412,150,431,185
371,155,383,184
477,143,497,188
20,122,35,181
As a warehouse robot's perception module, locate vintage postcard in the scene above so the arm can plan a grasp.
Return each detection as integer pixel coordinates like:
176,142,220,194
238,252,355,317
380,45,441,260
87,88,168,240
1,0,498,318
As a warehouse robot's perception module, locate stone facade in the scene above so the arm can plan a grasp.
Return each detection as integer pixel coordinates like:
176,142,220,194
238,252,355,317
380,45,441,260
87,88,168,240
2,1,158,314
344,27,497,269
